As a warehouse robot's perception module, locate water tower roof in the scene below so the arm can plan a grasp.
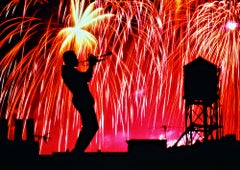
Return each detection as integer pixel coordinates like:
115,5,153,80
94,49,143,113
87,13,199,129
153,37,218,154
184,56,218,71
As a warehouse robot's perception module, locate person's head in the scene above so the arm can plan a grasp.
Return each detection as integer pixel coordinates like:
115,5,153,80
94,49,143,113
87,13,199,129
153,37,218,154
63,50,79,67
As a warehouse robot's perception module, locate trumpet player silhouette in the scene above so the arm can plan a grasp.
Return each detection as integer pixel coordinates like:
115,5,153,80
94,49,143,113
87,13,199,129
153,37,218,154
61,50,99,154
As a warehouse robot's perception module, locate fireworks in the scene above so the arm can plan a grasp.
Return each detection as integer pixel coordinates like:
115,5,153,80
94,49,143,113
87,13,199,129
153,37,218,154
56,0,114,55
179,0,240,139
0,0,239,155
225,21,239,30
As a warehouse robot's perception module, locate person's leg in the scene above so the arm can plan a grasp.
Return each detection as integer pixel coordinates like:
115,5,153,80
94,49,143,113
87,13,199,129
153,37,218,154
72,103,99,153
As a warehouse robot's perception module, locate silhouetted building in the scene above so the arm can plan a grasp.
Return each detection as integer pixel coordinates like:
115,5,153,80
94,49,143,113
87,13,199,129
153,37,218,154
175,56,223,146
0,118,39,158
127,139,167,154
183,56,220,102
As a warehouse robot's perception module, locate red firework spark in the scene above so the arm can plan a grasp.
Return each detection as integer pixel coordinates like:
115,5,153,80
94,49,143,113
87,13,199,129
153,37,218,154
0,0,239,155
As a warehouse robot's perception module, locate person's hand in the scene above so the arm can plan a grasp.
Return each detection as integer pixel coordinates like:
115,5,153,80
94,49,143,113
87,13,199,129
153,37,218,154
88,54,98,66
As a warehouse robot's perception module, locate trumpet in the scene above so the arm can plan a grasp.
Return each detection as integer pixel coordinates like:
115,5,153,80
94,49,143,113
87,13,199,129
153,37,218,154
78,51,112,63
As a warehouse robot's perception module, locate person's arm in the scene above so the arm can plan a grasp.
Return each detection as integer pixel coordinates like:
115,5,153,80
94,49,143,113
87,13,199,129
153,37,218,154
85,54,98,82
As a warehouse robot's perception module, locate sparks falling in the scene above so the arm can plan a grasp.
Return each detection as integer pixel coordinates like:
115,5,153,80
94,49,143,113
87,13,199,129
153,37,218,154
0,0,239,155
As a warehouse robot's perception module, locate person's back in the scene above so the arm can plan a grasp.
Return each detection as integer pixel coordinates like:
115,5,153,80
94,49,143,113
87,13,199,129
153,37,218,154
62,64,94,105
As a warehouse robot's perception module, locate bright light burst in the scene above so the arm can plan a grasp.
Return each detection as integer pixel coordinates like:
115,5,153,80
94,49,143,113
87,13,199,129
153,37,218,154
225,21,238,30
0,0,239,155
56,0,114,55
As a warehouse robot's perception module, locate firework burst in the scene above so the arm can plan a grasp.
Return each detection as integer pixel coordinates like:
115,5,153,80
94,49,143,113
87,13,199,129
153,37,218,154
0,0,115,154
0,0,239,155
176,0,240,138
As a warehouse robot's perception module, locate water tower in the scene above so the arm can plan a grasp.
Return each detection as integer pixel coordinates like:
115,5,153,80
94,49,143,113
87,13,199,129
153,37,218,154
174,56,223,146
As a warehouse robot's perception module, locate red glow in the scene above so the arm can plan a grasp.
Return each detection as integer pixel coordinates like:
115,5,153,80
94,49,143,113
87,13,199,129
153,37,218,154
0,0,239,155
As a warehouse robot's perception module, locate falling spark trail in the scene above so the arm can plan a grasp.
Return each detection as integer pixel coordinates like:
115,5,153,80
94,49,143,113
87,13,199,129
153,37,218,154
0,0,239,154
